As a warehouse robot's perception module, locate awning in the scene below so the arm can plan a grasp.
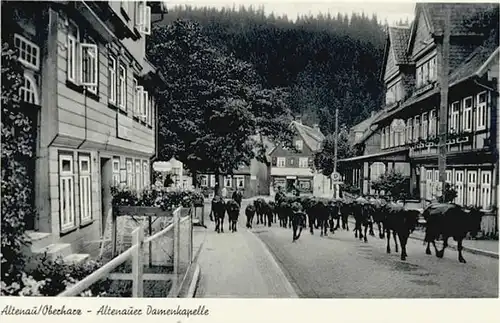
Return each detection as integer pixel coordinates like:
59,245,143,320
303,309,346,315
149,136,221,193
339,147,409,163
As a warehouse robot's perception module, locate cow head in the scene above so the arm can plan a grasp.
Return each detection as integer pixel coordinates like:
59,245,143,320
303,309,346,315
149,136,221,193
405,210,420,233
463,206,484,237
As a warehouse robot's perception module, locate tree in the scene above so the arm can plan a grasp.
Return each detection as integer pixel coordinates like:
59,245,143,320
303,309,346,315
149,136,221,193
313,125,355,176
147,19,294,193
371,170,410,201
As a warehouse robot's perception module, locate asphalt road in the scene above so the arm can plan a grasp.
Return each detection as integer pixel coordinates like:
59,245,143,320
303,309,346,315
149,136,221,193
238,201,499,298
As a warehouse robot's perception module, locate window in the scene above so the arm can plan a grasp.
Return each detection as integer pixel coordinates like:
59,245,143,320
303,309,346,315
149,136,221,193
210,175,216,188
224,176,232,188
80,42,98,94
121,1,130,16
389,127,395,147
421,112,428,140
143,161,149,188
433,170,439,196
277,157,286,168
112,157,120,187
126,159,133,189
450,101,460,133
446,170,452,184
134,83,143,117
59,155,75,231
454,171,464,206
461,97,473,132
295,140,303,151
476,92,487,130
467,170,477,207
480,170,492,209
385,126,390,147
201,175,208,187
298,157,308,168
142,90,148,122
148,97,154,126
429,110,436,137
416,56,437,88
108,56,117,104
135,160,142,192
429,57,436,81
78,155,92,223
406,118,413,143
416,66,423,88
18,74,39,105
413,116,420,140
426,170,433,200
135,1,151,35
235,175,245,188
289,157,294,166
14,34,40,70
118,64,127,110
381,128,386,149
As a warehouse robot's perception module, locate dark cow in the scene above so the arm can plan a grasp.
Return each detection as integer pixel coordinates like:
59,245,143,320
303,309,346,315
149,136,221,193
352,201,371,242
232,190,243,207
422,203,483,263
245,203,256,229
327,199,341,233
311,199,330,237
268,201,278,223
226,199,241,233
290,201,306,242
338,200,353,231
383,203,420,261
300,197,317,234
254,198,266,225
369,198,387,239
211,196,226,234
277,200,289,228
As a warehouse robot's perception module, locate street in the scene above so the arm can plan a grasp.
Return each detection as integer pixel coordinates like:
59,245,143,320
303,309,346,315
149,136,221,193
215,200,499,298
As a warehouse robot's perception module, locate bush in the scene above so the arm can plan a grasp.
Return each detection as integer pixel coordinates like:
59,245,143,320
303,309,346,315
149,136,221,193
438,183,458,203
1,43,37,286
371,170,410,201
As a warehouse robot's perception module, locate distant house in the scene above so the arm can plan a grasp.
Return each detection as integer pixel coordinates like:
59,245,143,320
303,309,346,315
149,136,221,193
153,158,193,190
269,119,332,197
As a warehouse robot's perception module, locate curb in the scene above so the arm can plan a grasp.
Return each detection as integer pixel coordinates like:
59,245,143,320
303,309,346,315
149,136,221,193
347,219,498,259
247,230,299,298
186,264,201,298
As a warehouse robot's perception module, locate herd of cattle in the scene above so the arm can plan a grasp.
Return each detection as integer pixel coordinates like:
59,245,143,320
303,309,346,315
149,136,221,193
209,194,484,264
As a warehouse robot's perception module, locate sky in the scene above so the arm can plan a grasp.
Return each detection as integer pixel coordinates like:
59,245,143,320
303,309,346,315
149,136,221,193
164,0,418,25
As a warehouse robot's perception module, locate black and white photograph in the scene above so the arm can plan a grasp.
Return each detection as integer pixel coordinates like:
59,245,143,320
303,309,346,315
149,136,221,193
1,0,499,301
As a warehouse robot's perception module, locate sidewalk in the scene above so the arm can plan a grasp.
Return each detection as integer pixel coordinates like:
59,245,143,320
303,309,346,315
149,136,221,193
348,218,499,259
193,224,298,298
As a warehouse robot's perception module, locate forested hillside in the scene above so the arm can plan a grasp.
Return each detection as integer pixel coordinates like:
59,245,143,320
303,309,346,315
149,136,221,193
157,5,392,133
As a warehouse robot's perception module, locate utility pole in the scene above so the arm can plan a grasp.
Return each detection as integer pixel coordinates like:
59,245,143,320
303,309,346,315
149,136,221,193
333,107,339,199
437,9,450,199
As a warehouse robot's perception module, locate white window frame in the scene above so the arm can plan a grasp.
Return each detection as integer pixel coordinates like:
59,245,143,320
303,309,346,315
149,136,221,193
14,33,40,71
298,157,308,168
67,27,78,83
135,83,143,117
108,56,117,104
277,157,286,168
135,160,142,192
59,155,75,231
462,97,473,132
429,110,436,137
136,1,151,35
118,64,127,111
426,170,433,200
19,73,39,105
385,126,390,147
210,175,216,188
224,176,232,188
381,128,386,149
480,170,492,210
235,175,245,188
429,57,436,81
406,118,412,143
141,90,149,121
476,92,487,131
201,175,208,187
454,170,464,206
421,112,428,140
78,155,92,224
389,127,395,147
126,159,133,189
295,140,303,151
413,116,420,140
80,43,98,94
143,161,149,188
467,170,478,207
112,157,120,187
416,65,422,88
450,101,460,133
121,1,130,16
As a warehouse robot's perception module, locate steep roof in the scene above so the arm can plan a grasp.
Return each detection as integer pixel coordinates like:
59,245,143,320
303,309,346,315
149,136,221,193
291,121,325,152
388,26,412,65
449,42,499,86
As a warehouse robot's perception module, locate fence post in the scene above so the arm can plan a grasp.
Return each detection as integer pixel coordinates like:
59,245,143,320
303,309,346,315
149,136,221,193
189,207,193,264
111,209,117,257
132,226,144,297
172,207,180,296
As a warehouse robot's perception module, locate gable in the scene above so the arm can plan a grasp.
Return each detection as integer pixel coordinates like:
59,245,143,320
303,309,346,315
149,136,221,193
410,9,434,59
384,44,398,81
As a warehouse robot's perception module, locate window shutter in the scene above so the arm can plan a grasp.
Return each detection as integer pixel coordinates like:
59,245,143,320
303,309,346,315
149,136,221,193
308,157,313,167
143,6,151,35
135,86,144,116
142,90,148,120
272,157,277,166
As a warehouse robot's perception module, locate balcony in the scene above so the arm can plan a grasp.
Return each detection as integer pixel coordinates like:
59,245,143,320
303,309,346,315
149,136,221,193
412,81,437,98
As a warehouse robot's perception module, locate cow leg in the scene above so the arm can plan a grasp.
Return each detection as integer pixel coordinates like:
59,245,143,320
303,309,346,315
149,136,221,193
457,239,466,263
324,220,328,236
268,214,272,227
392,230,399,253
398,233,409,261
363,224,368,243
369,221,375,236
425,241,432,255
386,229,391,253
377,222,385,239
436,237,448,258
